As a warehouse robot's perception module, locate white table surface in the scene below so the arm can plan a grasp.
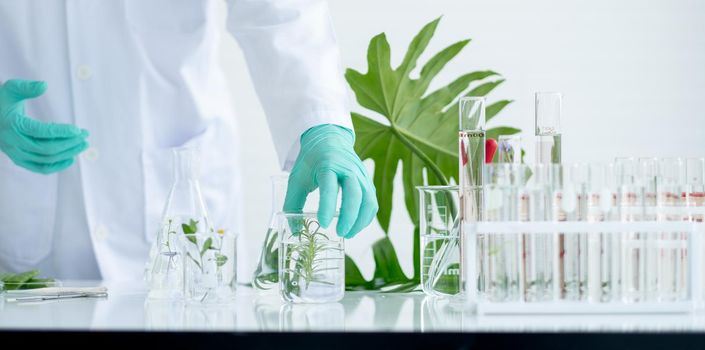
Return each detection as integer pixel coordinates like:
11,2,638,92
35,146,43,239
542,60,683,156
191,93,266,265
1,281,704,332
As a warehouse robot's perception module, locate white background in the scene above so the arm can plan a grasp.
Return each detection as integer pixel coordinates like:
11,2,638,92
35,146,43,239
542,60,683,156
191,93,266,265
219,0,705,281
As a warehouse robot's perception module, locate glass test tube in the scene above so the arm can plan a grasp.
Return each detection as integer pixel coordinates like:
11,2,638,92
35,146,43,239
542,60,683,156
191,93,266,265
657,158,688,301
638,157,660,301
520,164,554,302
483,164,524,302
459,97,486,297
497,135,522,164
554,164,589,301
686,158,705,303
535,93,563,303
616,157,646,302
686,158,705,222
535,92,562,164
586,163,618,302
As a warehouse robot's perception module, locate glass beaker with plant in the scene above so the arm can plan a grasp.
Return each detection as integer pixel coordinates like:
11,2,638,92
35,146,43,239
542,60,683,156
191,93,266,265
278,213,345,303
253,174,289,293
146,148,209,300
181,219,237,304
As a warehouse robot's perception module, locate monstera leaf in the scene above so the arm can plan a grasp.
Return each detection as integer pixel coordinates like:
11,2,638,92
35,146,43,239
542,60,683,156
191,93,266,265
344,17,520,290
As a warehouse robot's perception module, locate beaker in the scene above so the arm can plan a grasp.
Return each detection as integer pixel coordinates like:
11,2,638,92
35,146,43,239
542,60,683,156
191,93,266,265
253,174,289,293
278,212,345,303
146,148,210,300
418,185,461,297
182,228,237,304
482,164,525,302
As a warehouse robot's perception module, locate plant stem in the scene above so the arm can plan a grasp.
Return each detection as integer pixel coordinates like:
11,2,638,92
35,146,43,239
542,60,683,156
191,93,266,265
391,126,449,186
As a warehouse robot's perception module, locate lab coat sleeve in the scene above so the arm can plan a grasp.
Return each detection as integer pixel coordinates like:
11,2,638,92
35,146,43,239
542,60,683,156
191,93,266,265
226,0,353,170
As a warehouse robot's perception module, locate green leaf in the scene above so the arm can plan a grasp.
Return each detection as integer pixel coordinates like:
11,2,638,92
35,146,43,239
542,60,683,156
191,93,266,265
215,253,228,267
486,126,521,140
182,219,198,234
370,237,409,286
345,17,519,289
383,281,421,293
2,270,38,284
1,270,46,290
186,234,197,245
486,100,513,122
200,237,212,256
345,255,369,290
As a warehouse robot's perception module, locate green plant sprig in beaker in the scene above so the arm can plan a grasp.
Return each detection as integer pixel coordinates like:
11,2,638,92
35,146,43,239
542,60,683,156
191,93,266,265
182,219,228,273
283,218,342,289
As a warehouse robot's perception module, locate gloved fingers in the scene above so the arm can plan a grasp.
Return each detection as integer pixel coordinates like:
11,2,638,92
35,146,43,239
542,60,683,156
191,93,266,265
15,132,88,156
14,116,87,139
336,175,362,237
282,175,309,214
13,140,88,164
344,182,378,239
316,169,339,229
12,157,74,175
2,80,47,102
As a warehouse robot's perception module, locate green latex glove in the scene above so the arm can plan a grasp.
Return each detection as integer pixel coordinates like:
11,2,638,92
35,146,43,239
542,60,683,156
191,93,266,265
0,79,89,174
284,124,378,238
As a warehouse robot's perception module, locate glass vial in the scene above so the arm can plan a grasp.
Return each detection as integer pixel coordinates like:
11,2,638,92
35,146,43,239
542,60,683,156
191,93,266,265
483,164,524,302
535,92,562,164
615,157,646,303
458,97,486,300
686,158,705,223
586,163,618,302
553,164,589,301
520,164,554,302
497,135,522,164
656,158,688,301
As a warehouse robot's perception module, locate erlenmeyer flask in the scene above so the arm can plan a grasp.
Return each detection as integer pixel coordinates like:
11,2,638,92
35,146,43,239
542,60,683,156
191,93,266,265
146,148,211,300
252,174,288,293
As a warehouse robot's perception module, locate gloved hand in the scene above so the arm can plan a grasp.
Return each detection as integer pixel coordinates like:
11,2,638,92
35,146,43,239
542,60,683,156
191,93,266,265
284,124,378,238
0,79,89,174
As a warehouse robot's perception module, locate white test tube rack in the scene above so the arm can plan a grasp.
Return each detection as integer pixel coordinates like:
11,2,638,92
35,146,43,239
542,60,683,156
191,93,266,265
464,220,705,315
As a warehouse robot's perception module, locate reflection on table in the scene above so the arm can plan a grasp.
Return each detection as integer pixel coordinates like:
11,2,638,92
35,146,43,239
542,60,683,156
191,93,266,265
1,281,704,332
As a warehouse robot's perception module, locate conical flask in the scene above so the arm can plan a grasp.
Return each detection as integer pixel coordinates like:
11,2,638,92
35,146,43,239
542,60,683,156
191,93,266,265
147,148,211,300
252,174,288,293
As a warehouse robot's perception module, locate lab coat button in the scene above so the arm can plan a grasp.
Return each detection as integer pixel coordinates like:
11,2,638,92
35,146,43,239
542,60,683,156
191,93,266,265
95,226,110,241
82,147,99,161
76,65,93,80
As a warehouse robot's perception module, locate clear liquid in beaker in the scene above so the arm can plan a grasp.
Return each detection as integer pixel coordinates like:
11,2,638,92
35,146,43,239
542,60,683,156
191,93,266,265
280,240,344,303
421,234,461,296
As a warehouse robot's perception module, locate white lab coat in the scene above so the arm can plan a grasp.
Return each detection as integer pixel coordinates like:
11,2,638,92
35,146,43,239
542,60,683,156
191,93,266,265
0,0,352,281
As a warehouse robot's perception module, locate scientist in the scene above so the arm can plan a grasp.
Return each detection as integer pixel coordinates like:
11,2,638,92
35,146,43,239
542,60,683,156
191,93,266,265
0,0,377,281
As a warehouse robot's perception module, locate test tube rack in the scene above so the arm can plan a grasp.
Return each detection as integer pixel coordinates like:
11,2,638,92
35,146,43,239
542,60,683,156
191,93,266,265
464,220,705,315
